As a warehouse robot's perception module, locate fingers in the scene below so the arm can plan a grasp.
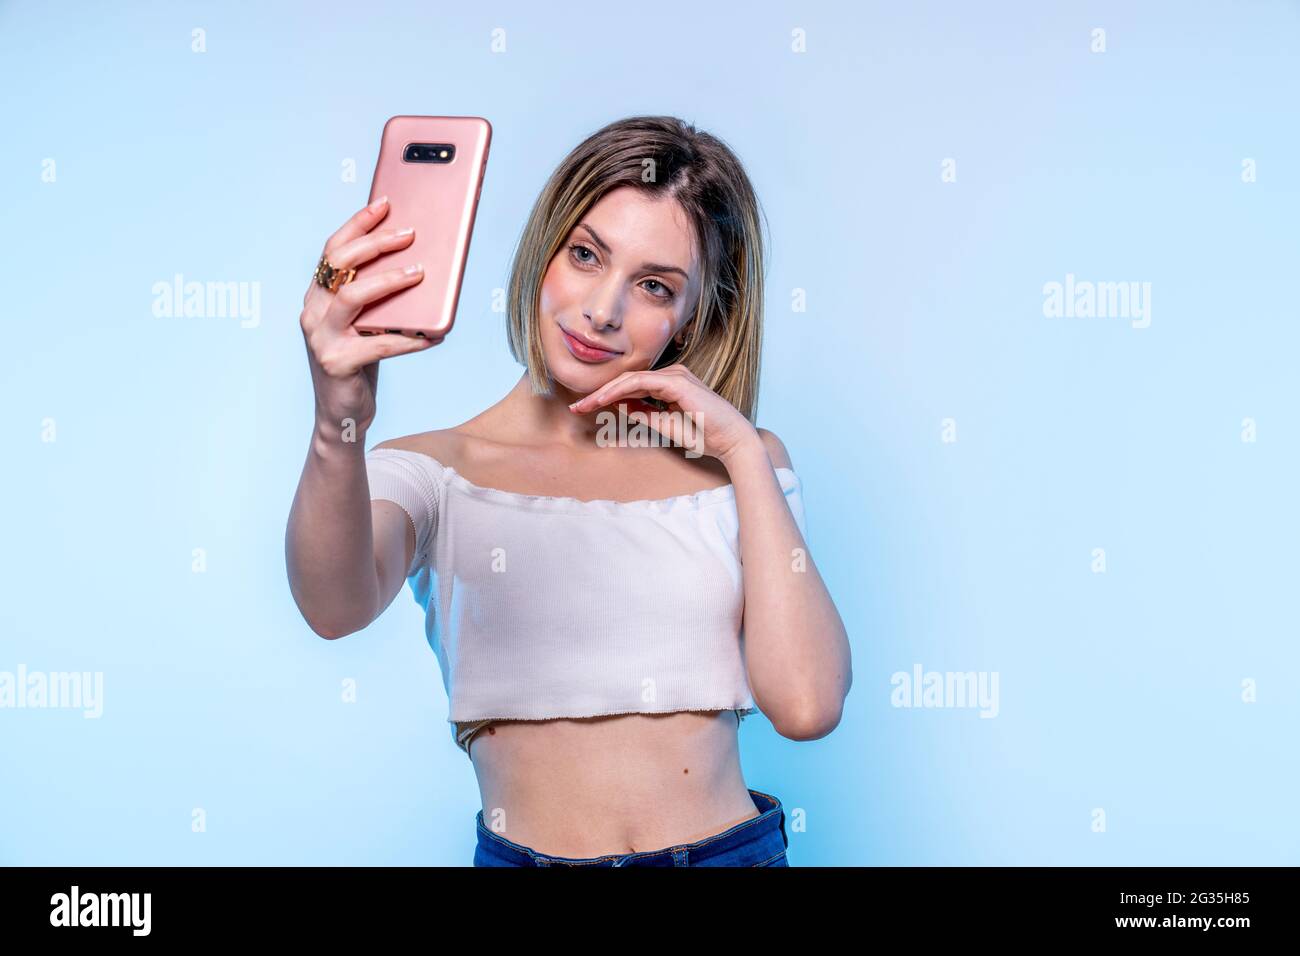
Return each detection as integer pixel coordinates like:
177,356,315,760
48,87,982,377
621,397,684,442
304,196,398,310
570,370,685,412
326,225,417,272
304,225,415,311
316,329,437,378
324,195,391,257
320,263,425,330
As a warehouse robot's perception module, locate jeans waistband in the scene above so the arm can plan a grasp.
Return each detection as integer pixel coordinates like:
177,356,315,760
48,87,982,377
475,788,787,867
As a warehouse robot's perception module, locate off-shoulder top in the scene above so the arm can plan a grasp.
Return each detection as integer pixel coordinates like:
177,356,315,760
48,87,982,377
363,446,808,758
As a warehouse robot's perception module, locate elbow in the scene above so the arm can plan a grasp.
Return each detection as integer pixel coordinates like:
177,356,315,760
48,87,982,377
285,542,370,642
771,664,853,742
287,581,366,640
773,701,845,743
297,606,363,641
304,610,374,640
309,622,351,641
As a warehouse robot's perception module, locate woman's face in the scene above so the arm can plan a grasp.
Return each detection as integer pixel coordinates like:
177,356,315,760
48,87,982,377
538,185,700,396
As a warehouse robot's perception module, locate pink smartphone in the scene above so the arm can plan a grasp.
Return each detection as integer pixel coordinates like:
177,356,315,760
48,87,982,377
352,115,491,341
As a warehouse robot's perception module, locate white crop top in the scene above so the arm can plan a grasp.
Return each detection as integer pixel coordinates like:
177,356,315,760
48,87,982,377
363,446,808,757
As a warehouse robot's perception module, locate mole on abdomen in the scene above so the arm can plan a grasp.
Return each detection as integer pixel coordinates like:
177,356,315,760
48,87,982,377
683,768,689,774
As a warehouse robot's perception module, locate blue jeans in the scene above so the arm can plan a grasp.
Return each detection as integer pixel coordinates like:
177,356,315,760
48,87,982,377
473,788,791,867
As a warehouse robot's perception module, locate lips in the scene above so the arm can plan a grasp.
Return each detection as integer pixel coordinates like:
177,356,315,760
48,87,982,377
560,325,622,363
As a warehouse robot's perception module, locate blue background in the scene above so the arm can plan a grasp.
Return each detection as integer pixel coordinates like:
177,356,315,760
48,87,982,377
2,0,1296,865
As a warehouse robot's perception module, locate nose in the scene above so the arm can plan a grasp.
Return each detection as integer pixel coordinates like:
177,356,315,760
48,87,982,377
583,278,623,332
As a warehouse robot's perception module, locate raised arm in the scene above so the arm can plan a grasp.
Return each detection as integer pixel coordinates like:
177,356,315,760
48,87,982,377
284,197,434,639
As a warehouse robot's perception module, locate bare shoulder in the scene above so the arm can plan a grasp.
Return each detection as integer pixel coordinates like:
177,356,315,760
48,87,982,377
370,428,468,463
755,427,794,471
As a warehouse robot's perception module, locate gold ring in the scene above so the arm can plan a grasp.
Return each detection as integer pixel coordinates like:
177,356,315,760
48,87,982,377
314,254,356,293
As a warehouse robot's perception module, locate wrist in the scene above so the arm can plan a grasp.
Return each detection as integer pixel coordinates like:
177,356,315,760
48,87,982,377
718,431,767,472
311,417,369,463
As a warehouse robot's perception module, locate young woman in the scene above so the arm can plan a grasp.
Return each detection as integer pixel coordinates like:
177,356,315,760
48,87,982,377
286,115,851,867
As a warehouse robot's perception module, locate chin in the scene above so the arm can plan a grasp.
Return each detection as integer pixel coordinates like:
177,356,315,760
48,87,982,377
547,356,622,396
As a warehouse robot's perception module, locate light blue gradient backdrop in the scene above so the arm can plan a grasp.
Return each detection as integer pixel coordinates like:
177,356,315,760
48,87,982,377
2,1,1296,865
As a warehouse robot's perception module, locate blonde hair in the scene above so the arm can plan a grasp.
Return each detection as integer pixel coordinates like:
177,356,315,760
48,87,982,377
505,115,768,422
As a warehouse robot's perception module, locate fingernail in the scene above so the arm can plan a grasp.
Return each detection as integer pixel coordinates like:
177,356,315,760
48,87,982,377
404,262,423,275
395,226,413,237
369,195,389,212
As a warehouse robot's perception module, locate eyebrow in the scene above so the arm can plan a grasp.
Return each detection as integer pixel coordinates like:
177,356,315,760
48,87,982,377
576,223,690,279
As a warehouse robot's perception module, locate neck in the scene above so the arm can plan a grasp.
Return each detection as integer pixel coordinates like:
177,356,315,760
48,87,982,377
491,371,611,450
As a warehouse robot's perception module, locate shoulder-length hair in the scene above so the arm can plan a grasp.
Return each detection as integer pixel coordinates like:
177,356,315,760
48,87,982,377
505,115,768,422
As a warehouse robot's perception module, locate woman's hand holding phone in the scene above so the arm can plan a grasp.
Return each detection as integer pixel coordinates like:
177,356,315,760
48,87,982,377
300,196,433,438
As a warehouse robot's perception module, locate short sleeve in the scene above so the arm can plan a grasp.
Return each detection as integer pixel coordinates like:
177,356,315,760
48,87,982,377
365,448,441,578
780,470,809,542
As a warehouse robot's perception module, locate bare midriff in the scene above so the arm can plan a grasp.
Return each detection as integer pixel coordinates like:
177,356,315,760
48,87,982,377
468,710,762,858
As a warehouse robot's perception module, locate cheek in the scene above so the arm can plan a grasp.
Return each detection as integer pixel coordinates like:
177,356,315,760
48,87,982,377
538,259,576,317
621,314,674,359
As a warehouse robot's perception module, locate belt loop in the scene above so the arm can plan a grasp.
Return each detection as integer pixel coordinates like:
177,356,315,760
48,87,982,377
671,848,690,867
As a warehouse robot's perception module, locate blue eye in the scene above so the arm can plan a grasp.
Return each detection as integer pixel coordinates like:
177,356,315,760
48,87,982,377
569,243,595,264
642,279,673,299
